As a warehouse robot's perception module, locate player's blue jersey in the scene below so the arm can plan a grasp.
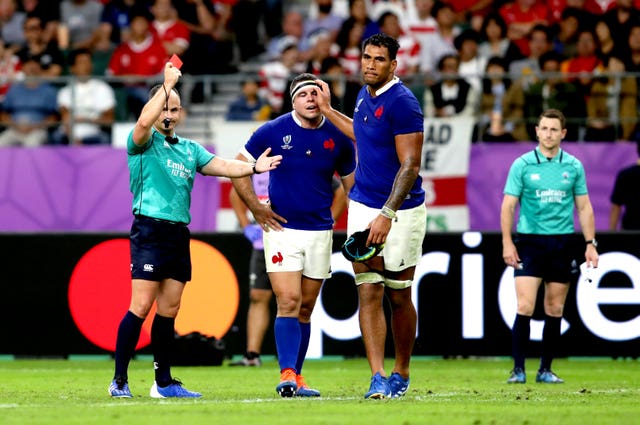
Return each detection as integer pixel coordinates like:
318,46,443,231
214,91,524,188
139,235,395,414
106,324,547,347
243,112,356,230
127,128,214,224
504,147,588,235
350,78,425,209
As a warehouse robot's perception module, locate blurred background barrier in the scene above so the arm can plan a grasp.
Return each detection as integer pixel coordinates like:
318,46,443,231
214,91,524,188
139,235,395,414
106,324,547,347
0,141,636,232
2,232,639,359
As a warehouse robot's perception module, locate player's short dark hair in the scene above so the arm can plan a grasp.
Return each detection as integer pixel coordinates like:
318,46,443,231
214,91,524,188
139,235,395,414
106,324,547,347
539,108,566,129
362,33,400,60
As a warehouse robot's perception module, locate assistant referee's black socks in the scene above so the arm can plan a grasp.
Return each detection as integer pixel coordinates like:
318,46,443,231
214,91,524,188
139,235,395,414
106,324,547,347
152,314,176,387
512,314,531,370
540,315,561,371
114,310,144,380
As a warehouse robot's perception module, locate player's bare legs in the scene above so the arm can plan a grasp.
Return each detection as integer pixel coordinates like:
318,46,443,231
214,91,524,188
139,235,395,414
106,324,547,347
358,282,387,376
386,278,416,378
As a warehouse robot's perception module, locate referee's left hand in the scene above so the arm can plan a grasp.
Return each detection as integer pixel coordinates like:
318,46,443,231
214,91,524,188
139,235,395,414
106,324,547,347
254,148,282,173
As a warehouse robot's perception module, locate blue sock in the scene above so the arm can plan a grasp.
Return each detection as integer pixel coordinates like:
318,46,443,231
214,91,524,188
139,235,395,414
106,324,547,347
295,322,311,375
512,314,530,370
114,311,144,380
151,314,175,387
274,317,300,373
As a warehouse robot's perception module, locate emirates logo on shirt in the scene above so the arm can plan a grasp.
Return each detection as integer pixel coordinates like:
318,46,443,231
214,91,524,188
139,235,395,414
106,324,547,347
323,138,335,151
374,106,384,119
272,251,283,265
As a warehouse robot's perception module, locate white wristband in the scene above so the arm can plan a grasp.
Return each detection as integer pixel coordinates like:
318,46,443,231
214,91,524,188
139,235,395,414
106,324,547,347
380,205,396,220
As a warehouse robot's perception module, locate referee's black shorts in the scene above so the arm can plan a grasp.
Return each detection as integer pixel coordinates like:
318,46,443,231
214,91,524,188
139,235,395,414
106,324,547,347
514,233,579,283
130,215,191,283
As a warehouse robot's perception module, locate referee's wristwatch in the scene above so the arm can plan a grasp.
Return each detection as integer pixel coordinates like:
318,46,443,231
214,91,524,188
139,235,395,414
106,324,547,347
586,239,598,248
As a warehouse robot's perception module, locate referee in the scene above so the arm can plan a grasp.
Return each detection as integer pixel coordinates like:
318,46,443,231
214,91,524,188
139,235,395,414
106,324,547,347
108,61,281,398
500,109,599,384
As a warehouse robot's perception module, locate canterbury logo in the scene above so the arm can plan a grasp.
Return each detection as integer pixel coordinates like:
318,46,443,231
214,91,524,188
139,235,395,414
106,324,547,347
271,252,284,265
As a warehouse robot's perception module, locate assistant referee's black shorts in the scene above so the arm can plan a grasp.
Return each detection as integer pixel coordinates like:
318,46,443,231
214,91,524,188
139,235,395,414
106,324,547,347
514,233,579,283
130,215,191,283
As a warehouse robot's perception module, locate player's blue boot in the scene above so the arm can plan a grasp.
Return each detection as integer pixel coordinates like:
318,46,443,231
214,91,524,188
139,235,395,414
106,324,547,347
108,378,132,398
388,372,410,398
150,379,202,398
506,367,526,384
536,369,564,383
275,368,297,398
364,373,391,399
295,375,320,397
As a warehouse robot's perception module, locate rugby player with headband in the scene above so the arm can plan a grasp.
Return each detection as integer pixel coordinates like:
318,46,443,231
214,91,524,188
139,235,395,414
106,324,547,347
231,73,356,398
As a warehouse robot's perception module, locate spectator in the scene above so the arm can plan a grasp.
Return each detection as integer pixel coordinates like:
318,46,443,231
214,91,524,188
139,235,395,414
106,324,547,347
335,17,364,76
231,0,267,62
603,0,640,51
625,24,640,118
609,140,640,230
593,16,617,62
499,0,550,57
424,53,478,118
20,0,61,44
508,24,552,91
0,39,22,102
338,0,379,44
258,36,304,118
106,10,167,119
585,54,637,141
0,53,57,147
477,12,523,71
477,56,516,142
551,7,583,59
405,0,437,71
15,15,65,78
52,48,115,145
265,10,304,60
418,1,459,76
303,28,339,75
57,0,104,50
455,28,485,93
300,0,345,54
149,0,190,57
521,50,584,141
377,10,420,77
225,77,271,121
584,0,617,14
441,0,494,31
174,0,235,77
0,0,26,51
560,28,603,101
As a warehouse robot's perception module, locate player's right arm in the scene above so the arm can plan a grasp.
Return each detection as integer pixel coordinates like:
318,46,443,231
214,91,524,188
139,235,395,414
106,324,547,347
500,194,520,268
314,79,356,140
132,62,181,146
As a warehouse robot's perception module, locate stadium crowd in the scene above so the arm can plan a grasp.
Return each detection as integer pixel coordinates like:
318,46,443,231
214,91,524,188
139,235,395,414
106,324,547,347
1,0,640,145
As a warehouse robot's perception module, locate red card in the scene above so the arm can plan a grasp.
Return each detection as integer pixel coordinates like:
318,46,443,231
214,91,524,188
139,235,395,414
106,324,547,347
169,54,183,70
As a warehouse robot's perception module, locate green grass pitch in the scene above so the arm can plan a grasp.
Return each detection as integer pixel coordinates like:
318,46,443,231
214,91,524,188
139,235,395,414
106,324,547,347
1,356,638,425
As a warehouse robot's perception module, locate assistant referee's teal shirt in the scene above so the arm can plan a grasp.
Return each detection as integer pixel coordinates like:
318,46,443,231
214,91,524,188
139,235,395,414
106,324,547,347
127,129,214,224
503,147,588,235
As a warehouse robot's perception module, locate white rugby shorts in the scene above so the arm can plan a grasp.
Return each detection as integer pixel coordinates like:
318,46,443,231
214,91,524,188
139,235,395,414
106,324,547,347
347,200,427,272
263,227,333,278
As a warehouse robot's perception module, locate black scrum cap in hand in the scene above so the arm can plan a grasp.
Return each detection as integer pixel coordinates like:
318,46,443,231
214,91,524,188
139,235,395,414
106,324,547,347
341,229,384,263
